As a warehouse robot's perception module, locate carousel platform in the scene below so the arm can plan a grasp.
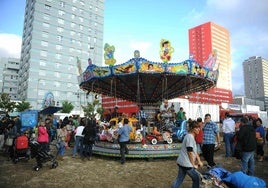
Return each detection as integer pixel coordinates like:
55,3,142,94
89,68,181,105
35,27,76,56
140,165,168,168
93,141,181,158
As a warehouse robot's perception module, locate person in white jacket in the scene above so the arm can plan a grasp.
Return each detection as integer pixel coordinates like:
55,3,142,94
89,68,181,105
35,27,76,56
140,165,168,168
222,112,235,157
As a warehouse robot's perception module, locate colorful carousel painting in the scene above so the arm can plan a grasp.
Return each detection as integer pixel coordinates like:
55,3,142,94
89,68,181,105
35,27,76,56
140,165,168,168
78,47,219,158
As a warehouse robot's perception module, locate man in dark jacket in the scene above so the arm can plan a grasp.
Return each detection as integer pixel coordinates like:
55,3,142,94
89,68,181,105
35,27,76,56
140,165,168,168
237,117,257,176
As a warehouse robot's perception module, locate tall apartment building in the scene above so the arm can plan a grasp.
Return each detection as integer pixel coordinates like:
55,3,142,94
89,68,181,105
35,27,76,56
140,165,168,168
188,22,232,104
0,57,20,100
18,0,104,111
243,56,268,111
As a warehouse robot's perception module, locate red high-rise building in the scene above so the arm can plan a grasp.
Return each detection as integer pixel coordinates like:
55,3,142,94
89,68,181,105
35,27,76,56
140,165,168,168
187,22,233,104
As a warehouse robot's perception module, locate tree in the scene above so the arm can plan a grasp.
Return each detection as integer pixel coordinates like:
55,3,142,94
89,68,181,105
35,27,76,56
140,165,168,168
15,100,32,112
0,93,16,113
61,100,74,113
82,99,104,120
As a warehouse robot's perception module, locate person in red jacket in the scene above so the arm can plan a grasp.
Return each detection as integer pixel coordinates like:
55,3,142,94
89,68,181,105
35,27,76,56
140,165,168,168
37,121,49,152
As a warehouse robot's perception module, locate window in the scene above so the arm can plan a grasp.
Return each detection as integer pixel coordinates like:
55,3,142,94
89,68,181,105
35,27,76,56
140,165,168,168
72,6,77,12
71,22,76,28
71,14,76,19
57,35,63,42
79,24,83,30
59,1,65,7
40,50,47,57
42,22,50,28
70,31,75,36
43,13,50,21
56,44,62,50
58,18,64,24
41,41,48,47
56,53,62,59
57,27,64,33
45,4,51,10
42,31,49,38
40,60,46,66
78,17,83,22
58,10,65,16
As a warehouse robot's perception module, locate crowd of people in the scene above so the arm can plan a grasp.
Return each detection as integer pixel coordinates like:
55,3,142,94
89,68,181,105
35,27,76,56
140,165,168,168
0,101,267,187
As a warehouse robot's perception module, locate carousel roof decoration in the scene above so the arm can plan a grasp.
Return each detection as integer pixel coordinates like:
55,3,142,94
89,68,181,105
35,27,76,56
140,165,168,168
78,41,219,105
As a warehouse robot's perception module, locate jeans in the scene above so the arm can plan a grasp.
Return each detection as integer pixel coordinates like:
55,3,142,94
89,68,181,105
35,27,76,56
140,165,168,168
172,165,200,188
73,136,83,156
119,141,129,163
57,141,65,156
241,151,255,176
223,133,234,157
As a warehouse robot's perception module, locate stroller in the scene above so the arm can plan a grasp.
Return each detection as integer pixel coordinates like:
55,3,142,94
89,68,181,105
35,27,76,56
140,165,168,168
13,135,31,163
29,140,58,171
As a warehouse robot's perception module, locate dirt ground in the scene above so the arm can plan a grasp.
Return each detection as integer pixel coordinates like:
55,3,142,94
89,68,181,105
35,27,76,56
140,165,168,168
0,143,267,188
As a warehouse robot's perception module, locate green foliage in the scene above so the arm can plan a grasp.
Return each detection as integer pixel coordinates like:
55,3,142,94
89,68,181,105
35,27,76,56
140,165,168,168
82,99,104,119
61,100,74,113
15,100,32,112
0,93,16,113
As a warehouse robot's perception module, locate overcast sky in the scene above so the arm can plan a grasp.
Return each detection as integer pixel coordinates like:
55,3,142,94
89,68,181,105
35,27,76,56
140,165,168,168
0,0,267,96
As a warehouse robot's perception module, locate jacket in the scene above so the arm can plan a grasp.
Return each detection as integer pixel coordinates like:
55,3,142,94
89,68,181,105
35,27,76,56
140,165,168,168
37,126,49,143
238,124,256,152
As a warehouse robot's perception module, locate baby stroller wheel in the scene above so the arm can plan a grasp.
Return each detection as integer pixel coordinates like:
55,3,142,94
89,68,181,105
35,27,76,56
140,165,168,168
51,161,58,169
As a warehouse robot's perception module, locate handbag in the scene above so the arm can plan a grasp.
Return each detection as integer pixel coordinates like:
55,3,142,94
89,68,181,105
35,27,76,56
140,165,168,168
5,138,14,146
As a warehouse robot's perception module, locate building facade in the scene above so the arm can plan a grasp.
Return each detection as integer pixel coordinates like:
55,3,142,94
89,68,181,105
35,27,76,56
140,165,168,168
243,56,268,111
18,0,104,111
0,57,20,100
188,22,232,104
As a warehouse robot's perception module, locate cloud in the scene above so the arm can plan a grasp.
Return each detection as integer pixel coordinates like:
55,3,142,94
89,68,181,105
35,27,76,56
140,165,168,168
0,34,22,58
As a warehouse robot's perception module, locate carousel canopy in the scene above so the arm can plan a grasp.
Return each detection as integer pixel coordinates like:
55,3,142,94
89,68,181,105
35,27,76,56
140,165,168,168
78,58,218,105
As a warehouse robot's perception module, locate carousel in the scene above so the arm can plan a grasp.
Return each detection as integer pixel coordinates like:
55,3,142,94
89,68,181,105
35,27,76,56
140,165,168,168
78,41,219,158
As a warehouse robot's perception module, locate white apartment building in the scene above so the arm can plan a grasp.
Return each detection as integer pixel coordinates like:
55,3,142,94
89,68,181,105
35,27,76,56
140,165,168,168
0,57,20,100
18,0,104,111
243,56,268,111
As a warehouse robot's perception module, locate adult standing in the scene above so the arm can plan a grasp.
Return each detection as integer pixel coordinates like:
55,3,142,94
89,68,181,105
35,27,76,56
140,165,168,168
118,118,132,164
255,118,265,162
202,113,221,168
172,121,203,188
237,117,257,175
160,99,171,114
37,121,49,153
6,118,17,160
222,112,235,157
72,118,85,158
81,119,97,161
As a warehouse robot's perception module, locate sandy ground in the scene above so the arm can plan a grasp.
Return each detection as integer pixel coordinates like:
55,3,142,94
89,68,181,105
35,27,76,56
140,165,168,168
0,143,267,188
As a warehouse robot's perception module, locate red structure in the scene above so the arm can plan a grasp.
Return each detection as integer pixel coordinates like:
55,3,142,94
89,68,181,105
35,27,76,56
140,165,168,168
188,22,233,104
102,95,138,116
